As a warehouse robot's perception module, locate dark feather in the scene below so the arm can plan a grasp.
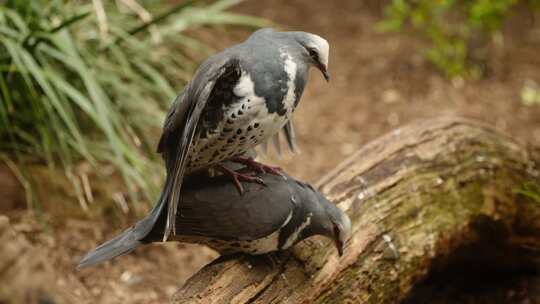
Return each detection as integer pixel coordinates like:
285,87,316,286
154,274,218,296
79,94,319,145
282,119,298,153
158,57,242,241
77,172,351,267
272,132,282,157
77,187,168,268
174,174,294,240
260,120,298,157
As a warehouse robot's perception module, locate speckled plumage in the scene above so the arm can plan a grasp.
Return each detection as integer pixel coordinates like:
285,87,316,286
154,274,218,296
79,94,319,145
77,173,351,268
156,28,330,240
179,34,306,172
186,59,296,171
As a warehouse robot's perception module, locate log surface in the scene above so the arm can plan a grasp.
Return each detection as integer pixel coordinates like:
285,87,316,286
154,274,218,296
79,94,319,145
173,117,540,304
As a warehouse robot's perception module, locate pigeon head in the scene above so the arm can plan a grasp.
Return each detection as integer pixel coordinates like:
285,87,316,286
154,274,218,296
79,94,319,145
291,32,330,81
296,183,351,256
248,29,330,81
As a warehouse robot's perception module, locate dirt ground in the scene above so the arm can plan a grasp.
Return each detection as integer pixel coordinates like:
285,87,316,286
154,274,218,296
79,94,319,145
2,0,540,303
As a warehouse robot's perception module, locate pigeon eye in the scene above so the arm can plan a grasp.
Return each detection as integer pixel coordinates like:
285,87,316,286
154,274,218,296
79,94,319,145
333,223,341,238
307,48,319,61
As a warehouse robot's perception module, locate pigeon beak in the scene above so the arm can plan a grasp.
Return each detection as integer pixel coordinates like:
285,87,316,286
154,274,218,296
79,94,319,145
317,63,330,82
333,224,344,256
335,239,344,257
323,69,331,82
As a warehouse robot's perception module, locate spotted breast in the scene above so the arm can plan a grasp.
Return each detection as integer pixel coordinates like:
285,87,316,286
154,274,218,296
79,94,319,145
185,50,301,172
157,29,330,241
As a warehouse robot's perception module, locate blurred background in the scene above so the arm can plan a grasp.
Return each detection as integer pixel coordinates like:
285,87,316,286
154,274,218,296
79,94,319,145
1,0,539,303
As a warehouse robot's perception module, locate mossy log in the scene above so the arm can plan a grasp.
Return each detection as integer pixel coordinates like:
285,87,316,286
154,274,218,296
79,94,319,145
173,117,540,304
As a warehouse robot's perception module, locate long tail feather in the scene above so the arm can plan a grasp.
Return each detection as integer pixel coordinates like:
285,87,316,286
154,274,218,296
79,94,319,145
77,226,143,269
282,120,298,154
259,141,269,156
272,133,282,158
77,188,168,268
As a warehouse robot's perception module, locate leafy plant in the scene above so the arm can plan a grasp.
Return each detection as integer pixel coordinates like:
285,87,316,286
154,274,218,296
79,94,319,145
0,0,267,210
378,0,538,78
515,182,540,203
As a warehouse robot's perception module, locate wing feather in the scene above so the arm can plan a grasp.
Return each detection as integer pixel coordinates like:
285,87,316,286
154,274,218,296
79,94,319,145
175,174,295,240
158,57,241,241
282,119,298,153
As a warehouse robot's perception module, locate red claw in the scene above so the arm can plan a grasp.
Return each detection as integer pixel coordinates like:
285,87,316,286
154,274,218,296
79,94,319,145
230,156,284,177
216,164,266,195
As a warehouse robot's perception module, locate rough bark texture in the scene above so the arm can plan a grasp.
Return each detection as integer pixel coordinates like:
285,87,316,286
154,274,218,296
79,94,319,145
173,117,540,304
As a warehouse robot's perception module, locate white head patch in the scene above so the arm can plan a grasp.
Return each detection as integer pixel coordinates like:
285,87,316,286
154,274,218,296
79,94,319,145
306,34,329,67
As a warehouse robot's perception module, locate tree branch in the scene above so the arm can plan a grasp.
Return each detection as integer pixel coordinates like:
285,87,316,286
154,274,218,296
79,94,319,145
173,117,540,304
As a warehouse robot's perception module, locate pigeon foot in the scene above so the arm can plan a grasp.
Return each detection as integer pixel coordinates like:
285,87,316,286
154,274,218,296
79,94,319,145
230,156,284,177
216,164,266,195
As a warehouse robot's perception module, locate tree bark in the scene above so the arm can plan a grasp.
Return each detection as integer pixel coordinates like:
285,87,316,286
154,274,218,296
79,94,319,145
173,117,540,304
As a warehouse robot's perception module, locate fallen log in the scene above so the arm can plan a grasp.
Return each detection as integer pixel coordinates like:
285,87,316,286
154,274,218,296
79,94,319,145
173,117,540,304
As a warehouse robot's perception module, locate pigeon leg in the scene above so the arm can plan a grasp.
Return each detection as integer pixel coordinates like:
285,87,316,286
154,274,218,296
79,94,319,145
264,252,279,268
230,156,284,177
263,253,289,284
216,164,266,195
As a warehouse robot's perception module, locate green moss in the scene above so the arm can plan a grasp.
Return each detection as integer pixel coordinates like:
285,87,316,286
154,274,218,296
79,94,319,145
378,0,537,78
314,145,533,303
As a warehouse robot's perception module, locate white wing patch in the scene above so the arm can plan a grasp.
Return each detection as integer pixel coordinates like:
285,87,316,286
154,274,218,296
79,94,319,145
188,70,287,170
187,53,298,171
280,50,297,118
282,212,312,250
230,71,289,140
236,209,294,254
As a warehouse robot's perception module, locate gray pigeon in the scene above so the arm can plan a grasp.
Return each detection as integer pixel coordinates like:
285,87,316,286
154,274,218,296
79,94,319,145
260,119,298,157
77,172,350,268
157,28,330,240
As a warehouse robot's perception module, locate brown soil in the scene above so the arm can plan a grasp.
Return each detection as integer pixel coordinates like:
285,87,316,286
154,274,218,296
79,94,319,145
2,0,540,303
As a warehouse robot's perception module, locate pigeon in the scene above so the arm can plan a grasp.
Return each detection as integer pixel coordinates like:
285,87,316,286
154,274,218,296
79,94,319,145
77,172,351,268
157,28,330,240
